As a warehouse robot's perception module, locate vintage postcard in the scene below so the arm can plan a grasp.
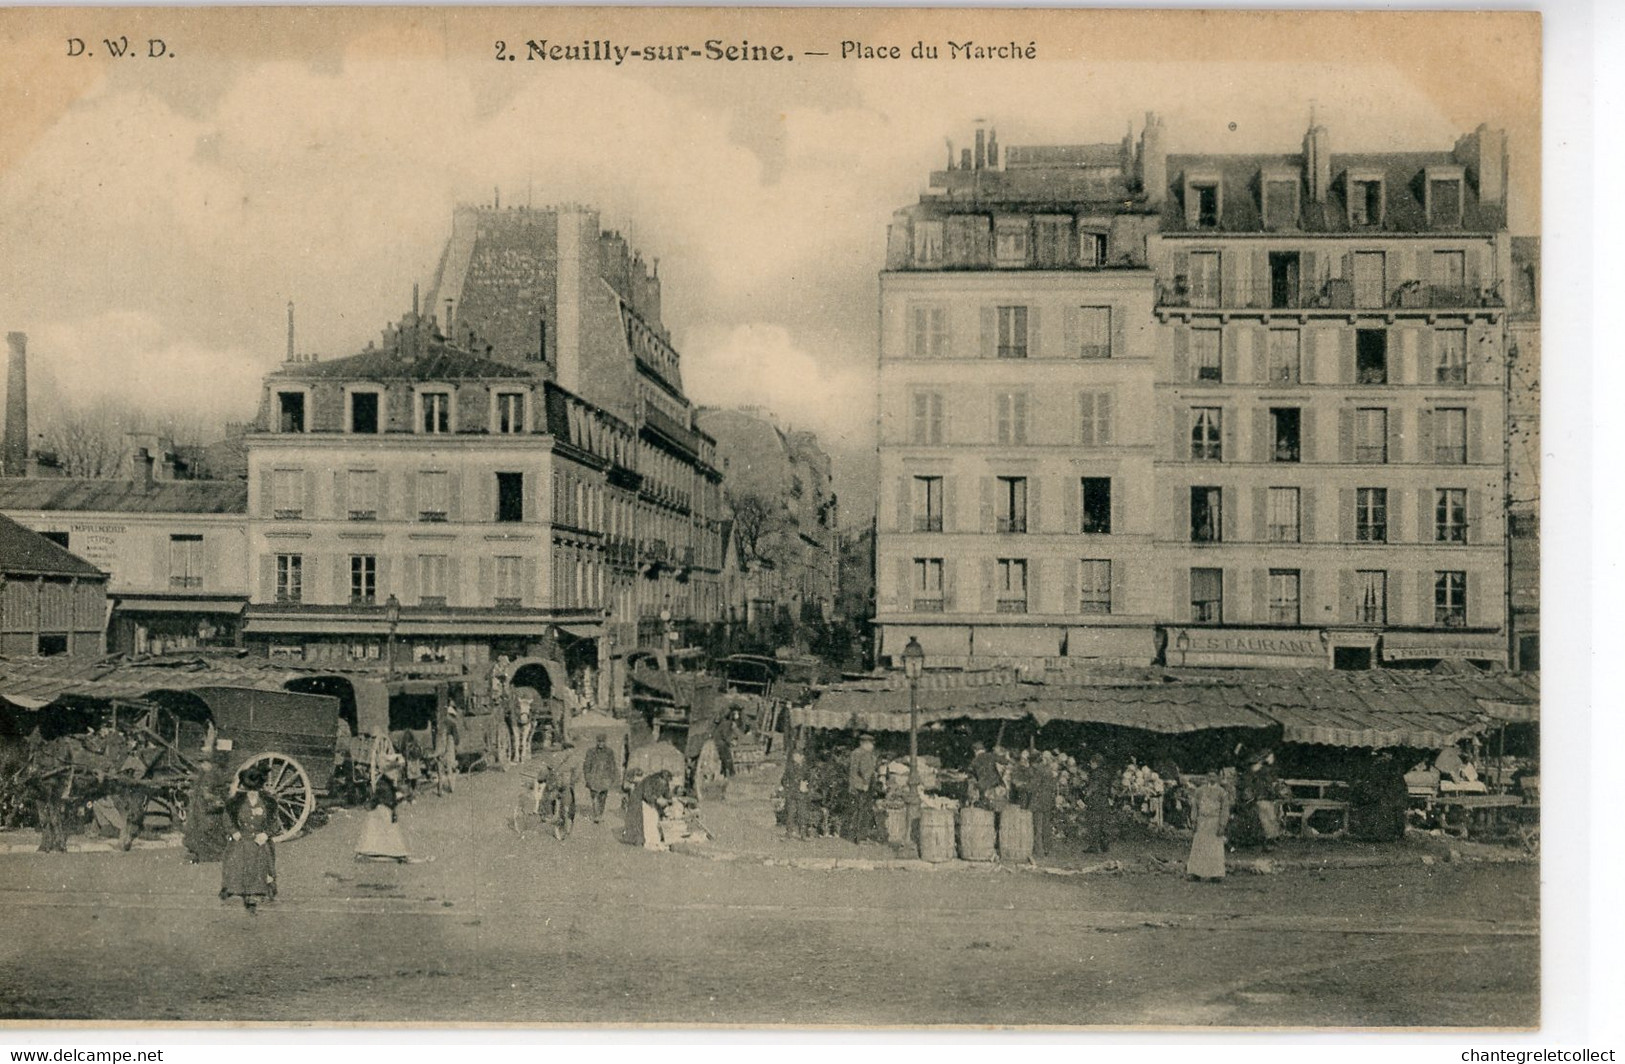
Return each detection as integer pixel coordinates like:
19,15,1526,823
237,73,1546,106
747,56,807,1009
0,7,1541,1030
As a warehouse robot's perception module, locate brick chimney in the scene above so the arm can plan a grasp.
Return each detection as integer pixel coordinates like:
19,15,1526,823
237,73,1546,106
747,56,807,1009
3,332,27,477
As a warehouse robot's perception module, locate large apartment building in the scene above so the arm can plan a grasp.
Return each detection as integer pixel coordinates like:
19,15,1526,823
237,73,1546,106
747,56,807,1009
876,116,1521,672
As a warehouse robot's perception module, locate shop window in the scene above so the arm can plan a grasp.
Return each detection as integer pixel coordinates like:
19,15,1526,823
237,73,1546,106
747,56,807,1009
1191,567,1223,624
1079,559,1112,614
913,558,945,612
1081,478,1111,535
1191,486,1222,543
1435,570,1467,627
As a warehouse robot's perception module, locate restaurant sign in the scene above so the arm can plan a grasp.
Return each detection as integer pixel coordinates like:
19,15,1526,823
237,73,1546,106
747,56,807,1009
1166,627,1325,668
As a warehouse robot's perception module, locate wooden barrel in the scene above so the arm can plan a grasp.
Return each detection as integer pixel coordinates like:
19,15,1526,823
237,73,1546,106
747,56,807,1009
959,806,996,861
884,805,912,849
998,806,1034,863
918,806,956,863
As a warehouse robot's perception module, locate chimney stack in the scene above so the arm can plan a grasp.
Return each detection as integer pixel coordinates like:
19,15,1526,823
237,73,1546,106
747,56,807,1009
1303,116,1331,203
133,447,155,487
1139,112,1168,206
974,125,986,170
4,332,27,477
1454,124,1507,206
286,302,295,362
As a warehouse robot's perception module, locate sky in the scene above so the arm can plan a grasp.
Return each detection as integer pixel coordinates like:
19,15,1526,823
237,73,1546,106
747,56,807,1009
0,9,1540,516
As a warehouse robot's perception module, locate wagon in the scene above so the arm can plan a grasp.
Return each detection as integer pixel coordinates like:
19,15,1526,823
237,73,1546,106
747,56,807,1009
187,686,341,841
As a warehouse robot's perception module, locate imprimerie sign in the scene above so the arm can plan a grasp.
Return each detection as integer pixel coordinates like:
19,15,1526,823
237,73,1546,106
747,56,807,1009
1168,627,1325,668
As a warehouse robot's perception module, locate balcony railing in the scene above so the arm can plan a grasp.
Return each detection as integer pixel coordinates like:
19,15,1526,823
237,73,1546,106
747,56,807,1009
169,576,203,589
912,598,945,613
995,599,1028,615
1158,277,1505,312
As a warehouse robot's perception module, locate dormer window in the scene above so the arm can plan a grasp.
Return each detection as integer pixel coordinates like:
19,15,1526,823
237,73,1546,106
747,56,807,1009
1184,173,1222,229
494,391,527,434
994,218,1030,267
276,391,306,433
1261,171,1299,230
419,390,451,434
347,389,381,434
1425,166,1465,228
1348,171,1385,226
913,221,944,265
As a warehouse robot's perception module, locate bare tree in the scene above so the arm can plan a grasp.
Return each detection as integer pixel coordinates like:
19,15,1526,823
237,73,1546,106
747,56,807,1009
41,399,138,478
726,487,796,570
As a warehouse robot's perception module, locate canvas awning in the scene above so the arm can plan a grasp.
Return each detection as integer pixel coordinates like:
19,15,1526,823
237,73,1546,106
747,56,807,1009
790,685,1276,735
1260,704,1490,748
115,598,247,615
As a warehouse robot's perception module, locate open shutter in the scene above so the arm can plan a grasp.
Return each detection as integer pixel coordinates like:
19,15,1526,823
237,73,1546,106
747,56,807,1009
1028,476,1043,534
1340,329,1356,385
1252,569,1268,624
1027,306,1042,359
1027,558,1042,615
1098,392,1115,445
1339,569,1355,624
981,557,997,613
1417,570,1435,626
334,471,349,516
1222,406,1237,463
302,555,318,606
401,554,417,604
1467,406,1485,464
1172,327,1189,382
1417,410,1435,465
943,477,958,534
1220,327,1237,383
377,471,392,520
980,306,996,359
1112,305,1126,359
1063,558,1079,615
303,471,319,519
1110,477,1124,535
257,476,272,518
1388,571,1404,628
446,557,461,607
1300,486,1317,542
258,554,275,603
1301,570,1316,625
1172,566,1190,621
1172,249,1190,285
1301,330,1318,384
1387,409,1404,464
1417,488,1433,544
449,475,463,521
1252,409,1270,464
1111,561,1128,614
1302,250,1320,298
895,476,910,534
404,472,419,520
1174,483,1191,541
1062,306,1080,358
1170,404,1184,461
1467,248,1483,297
520,557,535,608
377,555,392,602
1252,325,1268,383
1252,249,1268,304
1300,407,1317,463
1221,487,1237,543
944,559,958,612
478,557,495,604
1339,488,1355,543
1466,571,1482,627
332,554,348,604
1467,487,1484,545
1416,330,1434,385
1251,487,1268,544
980,476,994,532
1336,408,1354,463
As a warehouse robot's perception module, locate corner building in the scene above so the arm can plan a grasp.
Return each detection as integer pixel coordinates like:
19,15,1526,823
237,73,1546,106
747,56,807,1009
877,118,1517,671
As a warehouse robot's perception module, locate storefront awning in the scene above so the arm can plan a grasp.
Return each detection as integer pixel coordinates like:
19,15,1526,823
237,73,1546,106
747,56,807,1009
1382,631,1508,663
791,685,1276,735
115,598,247,615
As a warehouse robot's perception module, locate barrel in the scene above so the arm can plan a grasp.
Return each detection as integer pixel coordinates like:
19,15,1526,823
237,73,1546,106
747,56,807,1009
998,806,1034,863
959,806,996,861
918,806,956,863
884,805,912,849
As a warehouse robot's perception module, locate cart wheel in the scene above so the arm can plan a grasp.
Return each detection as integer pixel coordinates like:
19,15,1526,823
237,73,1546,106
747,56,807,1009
238,752,314,841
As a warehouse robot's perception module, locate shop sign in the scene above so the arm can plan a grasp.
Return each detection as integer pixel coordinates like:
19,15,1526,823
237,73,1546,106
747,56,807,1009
1382,639,1507,663
66,522,126,570
1166,627,1325,668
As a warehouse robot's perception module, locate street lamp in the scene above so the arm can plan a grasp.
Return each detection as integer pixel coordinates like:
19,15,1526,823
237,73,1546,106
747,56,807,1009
901,636,925,789
383,594,401,678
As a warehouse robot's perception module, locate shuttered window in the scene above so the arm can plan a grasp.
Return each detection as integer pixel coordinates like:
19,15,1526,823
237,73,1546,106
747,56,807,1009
1079,560,1111,614
1191,568,1223,624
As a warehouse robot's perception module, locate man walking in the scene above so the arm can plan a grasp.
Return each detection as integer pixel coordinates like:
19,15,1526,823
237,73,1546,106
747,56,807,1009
845,734,879,843
582,734,621,824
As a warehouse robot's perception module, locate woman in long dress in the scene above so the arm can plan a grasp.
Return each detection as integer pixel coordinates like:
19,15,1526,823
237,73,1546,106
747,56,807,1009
1185,776,1232,882
183,754,228,864
623,770,672,849
221,766,278,913
355,772,410,862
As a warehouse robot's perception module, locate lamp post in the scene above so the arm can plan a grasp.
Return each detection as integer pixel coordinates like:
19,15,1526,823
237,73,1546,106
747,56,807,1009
384,594,401,679
901,636,925,789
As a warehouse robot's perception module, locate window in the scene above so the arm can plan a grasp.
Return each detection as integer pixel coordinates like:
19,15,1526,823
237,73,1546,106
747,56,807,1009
1191,567,1223,624
1190,408,1223,461
1436,329,1468,384
996,306,1028,359
912,221,943,265
496,472,524,523
1264,179,1298,230
995,392,1029,445
1434,408,1468,464
1356,488,1388,543
1268,570,1301,625
1268,254,1302,310
1192,329,1222,381
37,634,68,657
271,468,303,519
420,391,450,434
277,392,306,433
995,477,1028,534
995,222,1029,266
494,556,523,607
1079,559,1112,614
1077,231,1107,267
1431,250,1468,304
350,554,377,606
1077,306,1112,359
1356,570,1387,624
1081,478,1112,534
912,558,945,612
1193,183,1220,228
910,392,944,444
168,534,203,588
1189,252,1221,307
1267,487,1300,543
996,559,1028,613
348,470,378,520
419,471,449,521
418,555,448,606
1436,489,1468,543
1352,251,1386,309
1350,179,1383,226
1079,392,1115,446
1435,571,1467,627
1356,329,1387,384
1191,486,1222,543
496,392,526,434
911,306,950,359
1034,219,1070,267
275,554,302,604
1268,330,1300,382
1271,408,1301,462
349,392,379,434
1355,409,1388,463
1429,178,1463,228
912,476,943,532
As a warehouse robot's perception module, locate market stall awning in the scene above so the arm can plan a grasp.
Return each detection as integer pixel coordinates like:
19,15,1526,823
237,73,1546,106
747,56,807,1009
1255,704,1489,748
790,685,1276,735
